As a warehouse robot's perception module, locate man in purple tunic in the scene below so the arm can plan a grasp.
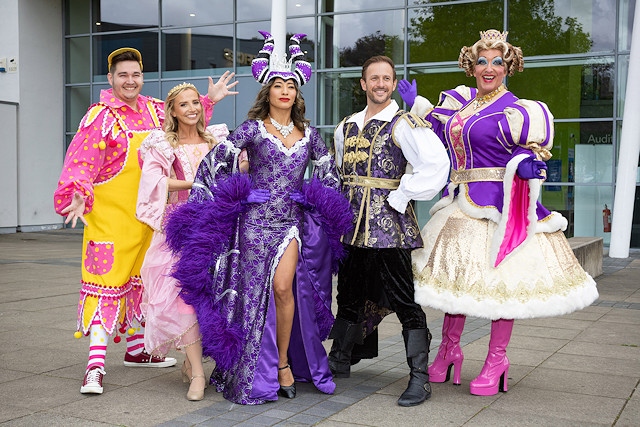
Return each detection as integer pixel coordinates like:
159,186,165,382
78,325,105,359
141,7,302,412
330,55,450,407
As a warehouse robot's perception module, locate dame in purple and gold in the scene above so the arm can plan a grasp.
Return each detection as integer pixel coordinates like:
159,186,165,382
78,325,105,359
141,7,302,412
399,30,598,397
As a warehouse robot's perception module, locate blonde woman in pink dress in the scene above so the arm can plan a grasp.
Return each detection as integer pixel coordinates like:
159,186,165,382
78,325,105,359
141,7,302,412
136,82,243,400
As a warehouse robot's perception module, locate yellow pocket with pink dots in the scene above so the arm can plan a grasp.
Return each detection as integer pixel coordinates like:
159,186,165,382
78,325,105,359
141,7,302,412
84,240,115,275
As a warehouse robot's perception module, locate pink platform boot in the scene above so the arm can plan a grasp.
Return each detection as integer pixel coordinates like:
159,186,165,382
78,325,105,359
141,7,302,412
428,313,465,385
469,318,514,396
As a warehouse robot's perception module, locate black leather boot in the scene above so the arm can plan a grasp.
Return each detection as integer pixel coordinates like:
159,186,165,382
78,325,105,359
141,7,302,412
397,328,432,407
328,318,364,378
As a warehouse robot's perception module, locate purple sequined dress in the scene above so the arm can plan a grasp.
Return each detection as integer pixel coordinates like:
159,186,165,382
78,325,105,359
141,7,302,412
166,119,352,405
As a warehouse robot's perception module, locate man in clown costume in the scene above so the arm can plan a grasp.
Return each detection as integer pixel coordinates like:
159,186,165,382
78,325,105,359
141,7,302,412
54,47,238,394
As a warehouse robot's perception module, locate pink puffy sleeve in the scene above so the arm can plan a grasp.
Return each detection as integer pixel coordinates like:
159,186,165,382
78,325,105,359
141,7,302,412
201,96,215,124
136,131,174,231
206,123,229,141
53,104,113,215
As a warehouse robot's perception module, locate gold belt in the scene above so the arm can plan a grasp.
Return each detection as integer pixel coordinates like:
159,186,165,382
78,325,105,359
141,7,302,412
449,168,505,184
343,175,400,190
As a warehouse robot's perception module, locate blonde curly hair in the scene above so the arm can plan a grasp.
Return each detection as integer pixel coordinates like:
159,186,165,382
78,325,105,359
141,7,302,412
458,30,524,77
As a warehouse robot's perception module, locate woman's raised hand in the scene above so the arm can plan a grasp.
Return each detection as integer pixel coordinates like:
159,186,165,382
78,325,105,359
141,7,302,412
208,71,240,103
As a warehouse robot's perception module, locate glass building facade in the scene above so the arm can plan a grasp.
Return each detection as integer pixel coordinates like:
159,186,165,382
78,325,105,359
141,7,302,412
64,0,640,246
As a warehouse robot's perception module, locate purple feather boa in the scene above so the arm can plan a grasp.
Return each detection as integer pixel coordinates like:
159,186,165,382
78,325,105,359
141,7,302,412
301,178,353,274
164,173,253,370
313,288,333,341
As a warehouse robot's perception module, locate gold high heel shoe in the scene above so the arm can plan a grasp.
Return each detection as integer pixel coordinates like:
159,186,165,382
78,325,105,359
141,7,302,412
181,360,192,383
187,374,207,401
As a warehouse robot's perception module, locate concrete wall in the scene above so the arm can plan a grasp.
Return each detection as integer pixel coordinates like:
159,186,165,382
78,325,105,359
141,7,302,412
0,0,19,230
0,104,18,229
0,0,64,232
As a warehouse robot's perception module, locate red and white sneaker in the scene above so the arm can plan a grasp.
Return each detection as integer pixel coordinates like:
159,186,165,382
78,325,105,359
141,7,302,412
80,367,105,394
123,350,177,368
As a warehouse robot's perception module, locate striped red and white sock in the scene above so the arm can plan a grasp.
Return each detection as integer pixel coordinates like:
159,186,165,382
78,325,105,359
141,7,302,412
87,317,108,372
125,320,145,356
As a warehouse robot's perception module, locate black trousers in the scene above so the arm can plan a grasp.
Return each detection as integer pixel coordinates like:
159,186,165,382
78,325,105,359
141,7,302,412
336,245,427,330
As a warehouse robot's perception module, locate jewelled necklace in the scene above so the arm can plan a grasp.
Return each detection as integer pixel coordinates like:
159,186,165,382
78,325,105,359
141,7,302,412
473,84,505,110
269,116,295,138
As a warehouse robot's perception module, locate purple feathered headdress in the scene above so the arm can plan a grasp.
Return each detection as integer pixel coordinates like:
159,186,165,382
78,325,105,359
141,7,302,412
251,31,312,86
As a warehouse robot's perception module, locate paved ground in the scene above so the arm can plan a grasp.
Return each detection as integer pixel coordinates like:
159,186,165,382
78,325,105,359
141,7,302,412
0,229,638,426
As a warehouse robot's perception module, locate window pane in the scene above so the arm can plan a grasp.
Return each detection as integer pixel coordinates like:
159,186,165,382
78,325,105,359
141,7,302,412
66,86,91,132
507,58,614,119
162,25,233,78
317,70,404,127
403,68,470,112
573,122,614,184
408,1,503,64
618,54,630,117
619,0,636,51
66,37,90,84
233,75,262,128
318,70,363,127
237,0,271,21
288,0,315,16
91,83,111,103
92,0,159,32
162,0,232,26
509,0,612,55
235,21,269,77
320,10,404,69
93,32,159,80
323,0,403,13
66,0,90,35
574,183,613,244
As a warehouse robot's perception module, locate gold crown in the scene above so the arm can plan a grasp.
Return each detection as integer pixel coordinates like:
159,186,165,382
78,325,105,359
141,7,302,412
167,82,198,98
479,29,508,43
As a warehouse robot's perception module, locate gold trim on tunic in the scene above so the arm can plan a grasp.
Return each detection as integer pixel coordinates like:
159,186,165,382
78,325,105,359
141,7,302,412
449,167,505,184
343,175,401,190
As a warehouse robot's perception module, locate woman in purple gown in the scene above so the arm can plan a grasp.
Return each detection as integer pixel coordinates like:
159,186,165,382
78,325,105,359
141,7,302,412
165,32,351,405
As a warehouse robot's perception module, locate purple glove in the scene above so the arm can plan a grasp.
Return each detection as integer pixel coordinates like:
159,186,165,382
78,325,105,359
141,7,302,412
242,189,270,204
398,79,417,109
516,156,547,180
290,190,314,210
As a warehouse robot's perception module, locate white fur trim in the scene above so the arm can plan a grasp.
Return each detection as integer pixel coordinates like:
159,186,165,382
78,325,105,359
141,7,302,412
537,211,568,233
410,96,434,118
414,274,598,320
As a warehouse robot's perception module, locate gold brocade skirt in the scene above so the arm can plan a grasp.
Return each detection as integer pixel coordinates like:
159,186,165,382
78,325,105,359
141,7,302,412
412,200,599,320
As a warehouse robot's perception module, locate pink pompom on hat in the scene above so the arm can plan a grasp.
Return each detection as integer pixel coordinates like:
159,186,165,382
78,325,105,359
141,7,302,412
251,31,312,86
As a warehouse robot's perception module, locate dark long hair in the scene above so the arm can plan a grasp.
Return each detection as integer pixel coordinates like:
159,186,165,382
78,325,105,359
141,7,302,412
246,78,309,131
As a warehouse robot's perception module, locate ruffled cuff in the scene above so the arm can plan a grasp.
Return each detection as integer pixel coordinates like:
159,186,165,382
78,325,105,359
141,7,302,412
387,188,410,214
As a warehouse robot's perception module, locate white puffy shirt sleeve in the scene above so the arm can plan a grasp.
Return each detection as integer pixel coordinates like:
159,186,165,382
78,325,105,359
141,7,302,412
387,119,450,214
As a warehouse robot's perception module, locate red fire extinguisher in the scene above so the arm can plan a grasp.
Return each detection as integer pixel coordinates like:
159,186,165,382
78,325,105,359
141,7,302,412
603,204,611,232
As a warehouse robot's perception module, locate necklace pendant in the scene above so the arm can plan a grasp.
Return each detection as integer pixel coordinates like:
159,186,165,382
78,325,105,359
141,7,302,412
270,116,295,138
